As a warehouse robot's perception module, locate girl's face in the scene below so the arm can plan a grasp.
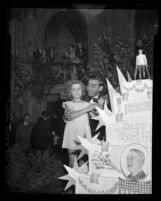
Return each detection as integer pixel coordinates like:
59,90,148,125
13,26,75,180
71,83,82,100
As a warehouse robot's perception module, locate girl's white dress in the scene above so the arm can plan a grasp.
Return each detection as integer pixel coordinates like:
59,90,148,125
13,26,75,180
62,100,91,150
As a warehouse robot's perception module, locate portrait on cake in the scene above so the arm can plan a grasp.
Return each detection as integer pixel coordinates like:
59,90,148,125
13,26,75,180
120,143,151,182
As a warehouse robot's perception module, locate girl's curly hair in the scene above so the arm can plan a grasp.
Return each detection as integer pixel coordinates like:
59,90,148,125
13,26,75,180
65,80,86,100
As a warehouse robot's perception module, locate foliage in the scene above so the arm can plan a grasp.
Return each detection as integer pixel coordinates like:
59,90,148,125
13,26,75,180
11,32,154,103
82,32,154,88
81,33,135,89
11,57,33,104
11,57,62,102
6,146,67,193
6,145,30,190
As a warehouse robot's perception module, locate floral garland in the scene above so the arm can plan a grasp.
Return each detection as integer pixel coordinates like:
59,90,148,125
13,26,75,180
78,177,119,194
123,83,151,93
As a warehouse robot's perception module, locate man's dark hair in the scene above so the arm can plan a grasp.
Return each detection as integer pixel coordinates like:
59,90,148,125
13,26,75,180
88,74,104,86
88,74,107,96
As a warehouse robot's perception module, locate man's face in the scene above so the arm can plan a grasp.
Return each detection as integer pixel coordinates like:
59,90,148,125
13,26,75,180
86,79,102,98
127,150,142,174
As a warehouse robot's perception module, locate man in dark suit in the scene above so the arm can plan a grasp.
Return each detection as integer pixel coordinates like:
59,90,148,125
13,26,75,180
64,74,111,141
31,111,52,154
84,74,111,141
15,113,33,154
33,48,42,61
127,149,146,181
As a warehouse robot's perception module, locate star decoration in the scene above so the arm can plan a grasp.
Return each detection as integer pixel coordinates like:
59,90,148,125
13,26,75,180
59,164,79,191
77,161,89,174
76,134,101,160
59,159,89,191
91,115,105,130
77,135,94,150
95,106,114,125
59,174,75,191
106,78,120,113
72,137,89,160
76,144,88,160
73,157,89,174
90,133,100,144
127,71,132,82
104,100,113,116
116,65,128,94
91,100,113,131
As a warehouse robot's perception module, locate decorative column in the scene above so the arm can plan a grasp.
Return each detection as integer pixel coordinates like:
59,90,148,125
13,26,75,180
9,17,23,60
129,10,135,42
24,8,39,63
86,9,105,64
77,7,105,64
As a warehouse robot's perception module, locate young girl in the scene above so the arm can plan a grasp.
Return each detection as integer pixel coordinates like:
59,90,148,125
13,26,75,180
62,80,96,167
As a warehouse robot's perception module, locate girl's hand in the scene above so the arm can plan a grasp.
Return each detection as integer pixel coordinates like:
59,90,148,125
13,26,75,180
87,103,96,112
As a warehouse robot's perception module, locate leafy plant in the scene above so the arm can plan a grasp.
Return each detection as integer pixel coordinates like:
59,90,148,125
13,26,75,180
6,145,30,191
81,32,154,88
6,146,67,193
11,58,33,105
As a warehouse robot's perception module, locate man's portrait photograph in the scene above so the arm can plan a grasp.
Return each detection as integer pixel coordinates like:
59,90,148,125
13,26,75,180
120,143,151,182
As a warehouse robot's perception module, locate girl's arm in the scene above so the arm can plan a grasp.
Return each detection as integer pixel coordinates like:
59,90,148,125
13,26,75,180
64,103,96,121
88,98,105,118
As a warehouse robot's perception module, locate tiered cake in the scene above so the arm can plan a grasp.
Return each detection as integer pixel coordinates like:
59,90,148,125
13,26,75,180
59,67,152,194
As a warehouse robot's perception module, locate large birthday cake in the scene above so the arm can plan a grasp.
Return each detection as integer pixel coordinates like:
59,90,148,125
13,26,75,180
59,66,152,194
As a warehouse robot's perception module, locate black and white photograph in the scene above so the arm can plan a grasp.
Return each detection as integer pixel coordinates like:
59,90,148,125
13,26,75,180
3,3,159,195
